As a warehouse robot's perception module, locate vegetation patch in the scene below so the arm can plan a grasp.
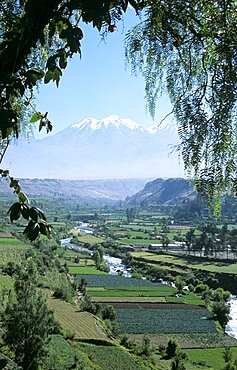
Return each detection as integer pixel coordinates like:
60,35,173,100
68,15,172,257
77,343,154,370
129,332,237,349
76,274,165,287
91,296,166,303
47,295,110,342
185,347,237,369
0,275,13,290
132,252,237,275
68,266,106,275
115,308,216,334
48,335,79,368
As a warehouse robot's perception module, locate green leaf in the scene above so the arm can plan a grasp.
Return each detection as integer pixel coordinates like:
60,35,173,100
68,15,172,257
7,202,21,222
23,221,40,241
21,204,30,220
44,71,52,84
39,222,51,237
29,208,38,222
30,112,43,123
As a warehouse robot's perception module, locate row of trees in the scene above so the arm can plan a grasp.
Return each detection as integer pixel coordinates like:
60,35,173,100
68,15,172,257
184,225,237,258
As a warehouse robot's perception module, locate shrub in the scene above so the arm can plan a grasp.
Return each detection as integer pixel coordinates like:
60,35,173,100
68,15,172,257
101,305,116,321
195,283,208,293
166,339,180,359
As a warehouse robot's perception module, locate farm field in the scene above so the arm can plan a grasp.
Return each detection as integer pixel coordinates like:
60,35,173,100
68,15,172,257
131,251,237,274
68,266,106,275
76,343,156,370
185,347,237,369
47,293,110,342
92,296,166,303
115,306,216,334
0,237,27,266
48,335,82,369
86,280,204,305
76,274,169,287
130,332,237,349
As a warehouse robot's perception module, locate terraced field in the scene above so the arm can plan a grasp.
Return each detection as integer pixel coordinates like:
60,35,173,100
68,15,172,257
0,237,27,266
47,294,110,342
131,251,237,275
115,305,216,334
77,343,156,370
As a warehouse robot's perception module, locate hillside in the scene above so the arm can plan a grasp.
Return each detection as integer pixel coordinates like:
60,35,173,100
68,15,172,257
0,177,149,201
125,178,196,207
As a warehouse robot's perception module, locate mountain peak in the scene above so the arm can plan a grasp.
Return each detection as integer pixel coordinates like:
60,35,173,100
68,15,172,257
71,115,142,132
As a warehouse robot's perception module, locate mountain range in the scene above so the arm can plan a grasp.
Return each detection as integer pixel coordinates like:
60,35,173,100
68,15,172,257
2,115,183,180
0,178,149,201
0,177,196,207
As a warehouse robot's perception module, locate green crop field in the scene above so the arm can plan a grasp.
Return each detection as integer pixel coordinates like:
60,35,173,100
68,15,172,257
0,237,26,246
68,266,106,275
48,335,80,369
87,281,204,305
0,237,27,266
77,343,155,370
185,347,237,369
115,308,216,334
76,274,166,288
0,275,13,290
117,237,157,244
130,332,237,350
47,294,110,342
92,296,166,303
75,234,104,245
131,251,237,274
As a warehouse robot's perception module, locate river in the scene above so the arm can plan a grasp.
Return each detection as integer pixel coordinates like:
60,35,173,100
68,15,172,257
225,296,237,338
61,235,237,338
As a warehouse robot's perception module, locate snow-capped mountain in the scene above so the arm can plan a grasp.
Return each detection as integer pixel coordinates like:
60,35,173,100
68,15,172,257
2,115,184,179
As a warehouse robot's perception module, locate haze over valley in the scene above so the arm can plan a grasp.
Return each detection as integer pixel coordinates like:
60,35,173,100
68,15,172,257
2,115,184,180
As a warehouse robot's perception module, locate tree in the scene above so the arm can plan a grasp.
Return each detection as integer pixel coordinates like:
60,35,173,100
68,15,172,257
212,299,230,328
161,234,170,251
223,347,232,364
1,259,59,369
126,207,136,223
175,276,185,294
166,339,180,359
93,249,101,268
140,335,153,357
101,304,116,321
185,229,196,255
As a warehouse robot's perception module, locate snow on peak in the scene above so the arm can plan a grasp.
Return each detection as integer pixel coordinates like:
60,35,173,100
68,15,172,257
71,117,98,130
71,115,142,132
147,120,177,134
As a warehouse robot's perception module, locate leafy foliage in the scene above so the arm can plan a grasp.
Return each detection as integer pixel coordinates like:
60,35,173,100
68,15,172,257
125,0,237,208
212,299,230,328
1,170,52,240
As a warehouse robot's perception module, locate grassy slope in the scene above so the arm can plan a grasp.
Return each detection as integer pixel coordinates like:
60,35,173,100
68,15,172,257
132,251,237,274
47,294,110,342
185,347,237,369
76,343,156,370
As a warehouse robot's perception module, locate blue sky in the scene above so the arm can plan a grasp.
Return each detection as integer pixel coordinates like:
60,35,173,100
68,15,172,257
35,9,173,137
